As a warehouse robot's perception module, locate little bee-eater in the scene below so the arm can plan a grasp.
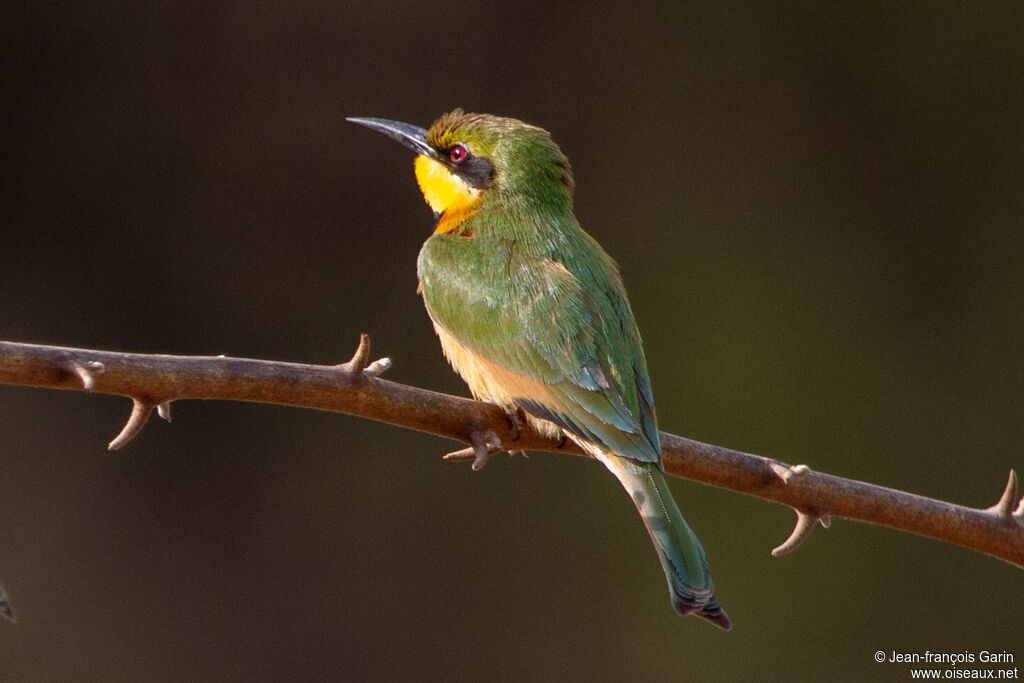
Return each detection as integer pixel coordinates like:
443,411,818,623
348,110,730,629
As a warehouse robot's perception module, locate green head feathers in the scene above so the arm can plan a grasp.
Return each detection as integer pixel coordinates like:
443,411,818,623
347,110,574,219
425,109,575,199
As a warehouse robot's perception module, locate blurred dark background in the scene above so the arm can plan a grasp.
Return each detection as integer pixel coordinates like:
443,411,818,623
2,3,1022,680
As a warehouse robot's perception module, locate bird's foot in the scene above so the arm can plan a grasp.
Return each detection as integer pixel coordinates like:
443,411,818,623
443,427,504,471
504,407,524,442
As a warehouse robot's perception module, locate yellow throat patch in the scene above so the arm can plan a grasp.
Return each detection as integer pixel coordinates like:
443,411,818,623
414,155,481,234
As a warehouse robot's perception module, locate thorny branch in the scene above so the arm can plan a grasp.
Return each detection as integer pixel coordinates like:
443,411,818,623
1,337,1022,579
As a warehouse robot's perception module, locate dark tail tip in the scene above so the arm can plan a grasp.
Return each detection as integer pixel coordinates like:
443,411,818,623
697,600,732,631
672,591,733,631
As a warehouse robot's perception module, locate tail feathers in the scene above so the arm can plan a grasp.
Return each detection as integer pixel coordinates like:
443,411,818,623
671,585,733,631
597,453,732,631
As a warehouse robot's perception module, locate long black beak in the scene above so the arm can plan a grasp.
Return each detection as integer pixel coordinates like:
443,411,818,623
346,117,441,160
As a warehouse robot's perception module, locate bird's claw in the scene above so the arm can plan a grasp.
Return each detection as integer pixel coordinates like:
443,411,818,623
443,428,503,470
504,407,524,441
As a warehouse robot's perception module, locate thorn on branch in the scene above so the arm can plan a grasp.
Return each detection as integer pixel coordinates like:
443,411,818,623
770,461,811,484
443,426,503,471
65,359,102,391
157,401,172,423
344,334,371,372
364,357,391,377
772,509,829,557
108,399,156,451
991,471,1024,524
339,334,391,377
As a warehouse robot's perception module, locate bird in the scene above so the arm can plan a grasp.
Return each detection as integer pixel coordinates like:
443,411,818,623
348,110,730,629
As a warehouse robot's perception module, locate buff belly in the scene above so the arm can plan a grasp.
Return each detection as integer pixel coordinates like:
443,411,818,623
433,323,567,443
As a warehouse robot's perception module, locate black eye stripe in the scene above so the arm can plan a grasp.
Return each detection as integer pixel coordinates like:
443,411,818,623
438,143,493,189
452,155,494,189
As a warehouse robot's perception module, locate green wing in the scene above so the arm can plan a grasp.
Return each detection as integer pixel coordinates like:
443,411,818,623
417,223,660,463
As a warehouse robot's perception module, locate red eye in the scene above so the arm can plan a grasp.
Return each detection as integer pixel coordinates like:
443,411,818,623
449,143,467,162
